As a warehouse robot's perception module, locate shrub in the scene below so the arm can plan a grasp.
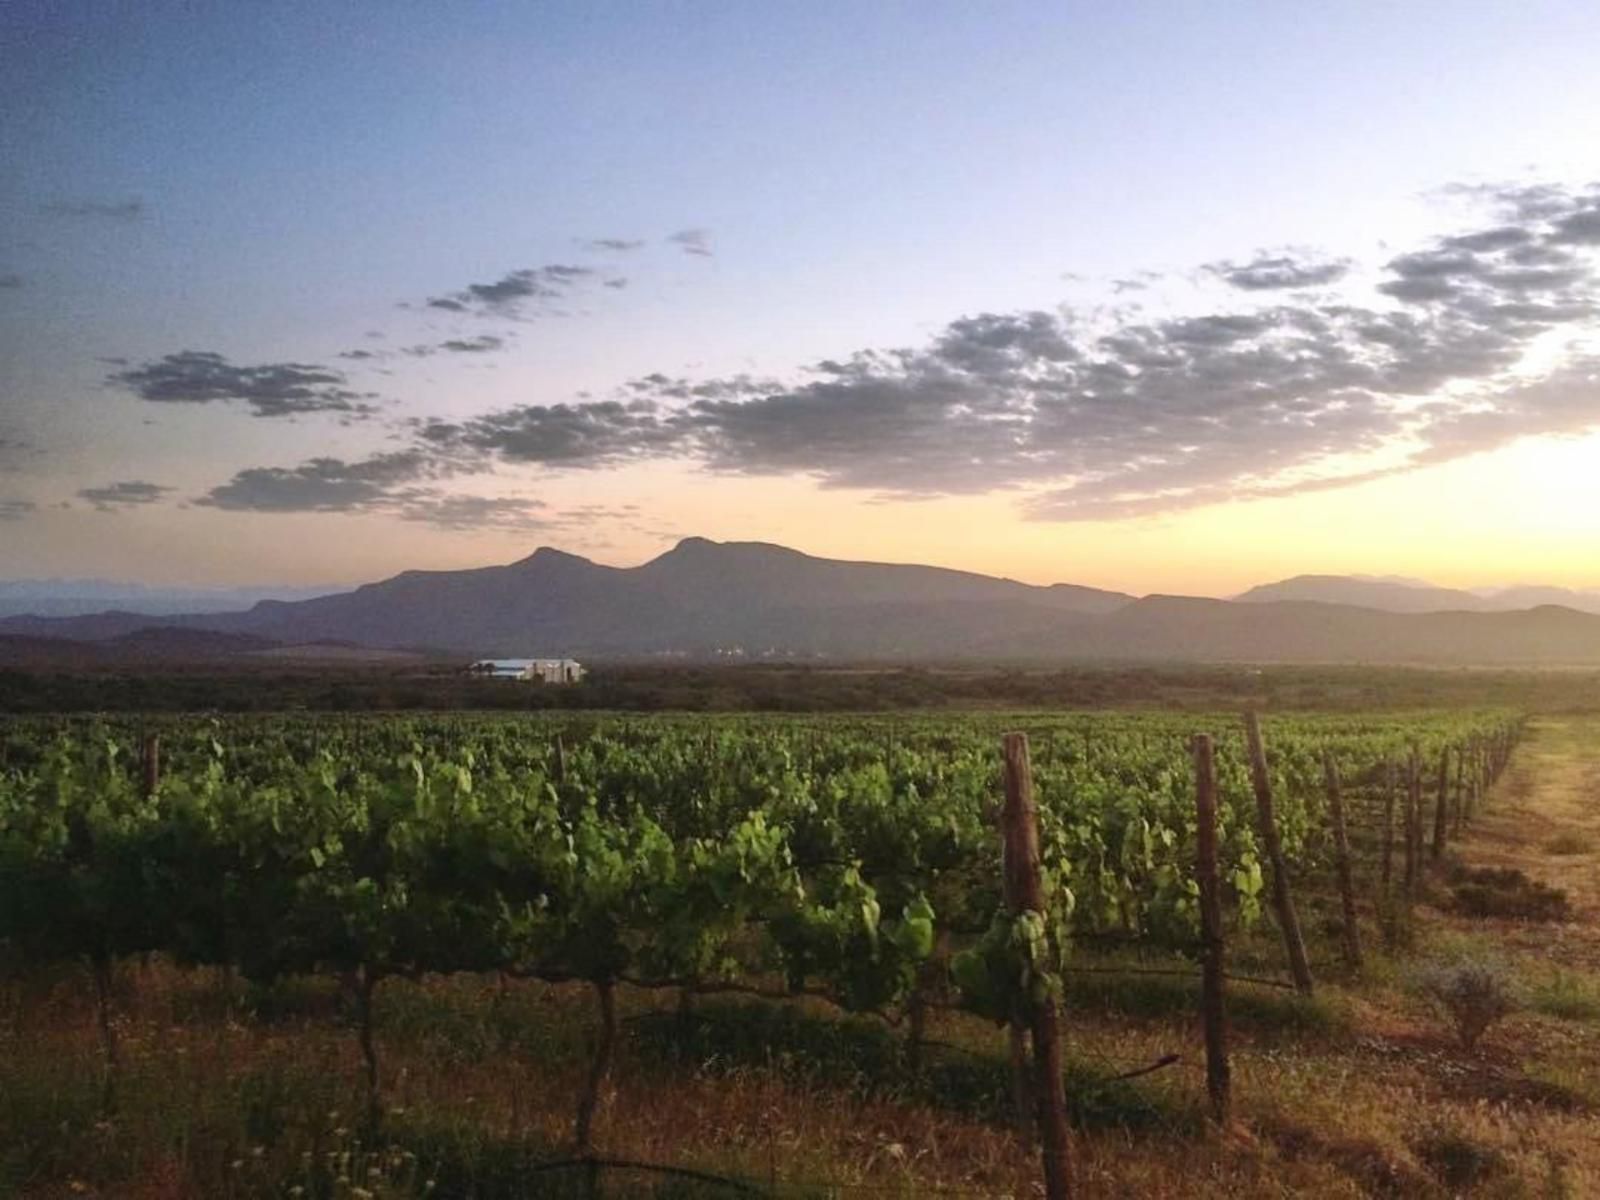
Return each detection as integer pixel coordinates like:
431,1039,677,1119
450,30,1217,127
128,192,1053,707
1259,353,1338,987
1417,959,1518,1051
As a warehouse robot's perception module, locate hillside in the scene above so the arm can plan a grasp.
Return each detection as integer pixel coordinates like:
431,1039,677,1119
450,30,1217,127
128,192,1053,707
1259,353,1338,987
5,540,1600,665
1234,574,1492,613
1087,596,1600,664
0,539,1133,660
1239,574,1600,617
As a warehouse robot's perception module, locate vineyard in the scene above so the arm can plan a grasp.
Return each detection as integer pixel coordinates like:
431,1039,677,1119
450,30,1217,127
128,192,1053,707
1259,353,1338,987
0,709,1557,1196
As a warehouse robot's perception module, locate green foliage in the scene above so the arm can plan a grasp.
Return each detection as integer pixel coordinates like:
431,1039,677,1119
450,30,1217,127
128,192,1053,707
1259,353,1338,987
0,709,1521,1029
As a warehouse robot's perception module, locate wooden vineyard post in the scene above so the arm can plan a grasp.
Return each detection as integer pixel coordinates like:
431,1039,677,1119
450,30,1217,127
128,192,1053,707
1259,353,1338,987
554,734,568,784
1008,1021,1033,1145
1452,745,1467,836
1404,748,1422,897
1471,740,1484,822
1431,747,1450,862
1191,734,1231,1125
1323,752,1364,971
141,733,160,799
1243,713,1314,995
1001,732,1073,1200
1380,759,1396,891
574,979,618,1154
1473,737,1486,820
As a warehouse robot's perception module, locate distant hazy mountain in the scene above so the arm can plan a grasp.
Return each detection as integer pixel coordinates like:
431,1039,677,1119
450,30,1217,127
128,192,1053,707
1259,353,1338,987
0,578,344,618
1234,575,1492,613
1082,596,1600,663
0,539,1135,659
1480,585,1600,615
5,541,1600,665
1237,574,1600,616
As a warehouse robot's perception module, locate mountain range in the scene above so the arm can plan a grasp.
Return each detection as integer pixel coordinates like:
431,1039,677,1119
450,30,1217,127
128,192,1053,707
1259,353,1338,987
0,578,346,619
1234,575,1600,615
4,538,1600,665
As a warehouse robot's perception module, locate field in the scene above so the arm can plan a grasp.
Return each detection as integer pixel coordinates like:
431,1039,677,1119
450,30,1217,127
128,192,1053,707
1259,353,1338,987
2,707,1597,1198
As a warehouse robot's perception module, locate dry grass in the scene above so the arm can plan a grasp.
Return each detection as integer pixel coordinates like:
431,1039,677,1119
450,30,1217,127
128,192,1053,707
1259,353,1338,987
5,716,1600,1198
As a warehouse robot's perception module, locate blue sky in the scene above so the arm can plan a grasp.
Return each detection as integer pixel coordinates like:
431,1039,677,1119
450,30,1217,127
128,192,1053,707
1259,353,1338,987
2,1,1599,591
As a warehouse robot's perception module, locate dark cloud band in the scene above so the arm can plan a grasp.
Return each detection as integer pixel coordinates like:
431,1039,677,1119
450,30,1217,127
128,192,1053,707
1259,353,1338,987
108,351,378,419
412,181,1600,519
77,480,173,511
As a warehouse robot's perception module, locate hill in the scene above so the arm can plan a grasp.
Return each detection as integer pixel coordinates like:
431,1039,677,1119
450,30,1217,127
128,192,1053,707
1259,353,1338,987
1239,574,1600,617
1234,574,1491,613
5,539,1600,665
0,579,344,619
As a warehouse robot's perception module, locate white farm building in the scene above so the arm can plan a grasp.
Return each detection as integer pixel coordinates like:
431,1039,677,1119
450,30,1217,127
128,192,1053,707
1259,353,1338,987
469,658,585,684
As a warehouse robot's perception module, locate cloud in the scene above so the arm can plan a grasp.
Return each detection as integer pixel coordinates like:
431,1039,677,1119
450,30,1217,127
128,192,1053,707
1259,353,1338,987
0,273,23,289
426,265,596,318
0,433,30,469
0,499,35,521
667,228,714,257
40,198,144,221
1409,356,1600,466
418,180,1600,521
395,492,548,530
107,351,379,419
1204,251,1352,290
417,400,683,467
582,237,645,253
196,451,437,513
196,450,551,532
77,480,173,511
437,335,506,354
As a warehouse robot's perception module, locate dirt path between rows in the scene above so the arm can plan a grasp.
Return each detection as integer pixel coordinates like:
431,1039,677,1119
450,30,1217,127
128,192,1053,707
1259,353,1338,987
1442,716,1600,972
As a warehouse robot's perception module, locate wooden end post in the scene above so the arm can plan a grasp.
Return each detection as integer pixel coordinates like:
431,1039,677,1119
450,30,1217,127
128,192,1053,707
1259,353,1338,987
1001,732,1073,1200
1192,734,1231,1124
1380,758,1396,891
1324,751,1363,972
1243,713,1313,995
140,734,160,799
1404,748,1421,897
1431,747,1449,861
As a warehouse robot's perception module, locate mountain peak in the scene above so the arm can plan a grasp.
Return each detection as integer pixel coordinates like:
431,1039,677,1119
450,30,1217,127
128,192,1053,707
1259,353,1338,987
7,539,1600,663
515,546,594,568
661,536,724,557
648,536,804,566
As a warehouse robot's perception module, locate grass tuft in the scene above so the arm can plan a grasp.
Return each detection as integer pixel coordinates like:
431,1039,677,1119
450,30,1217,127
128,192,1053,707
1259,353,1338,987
1063,969,1351,1039
1526,970,1600,1022
628,1000,1202,1136
1543,831,1595,856
1447,864,1570,922
1411,1122,1509,1192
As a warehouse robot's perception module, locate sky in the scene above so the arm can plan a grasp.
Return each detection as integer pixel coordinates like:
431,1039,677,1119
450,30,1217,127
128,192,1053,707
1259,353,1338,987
2,0,1599,598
